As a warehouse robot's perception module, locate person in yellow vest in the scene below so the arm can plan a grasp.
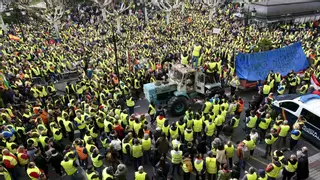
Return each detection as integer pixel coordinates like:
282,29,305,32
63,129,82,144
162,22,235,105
0,165,12,180
102,166,114,180
191,42,202,69
258,170,268,180
17,146,29,169
156,112,166,129
192,114,203,139
63,118,74,142
299,81,309,95
243,135,256,156
224,141,235,167
147,102,156,123
202,98,213,115
141,134,151,165
61,156,80,180
289,126,302,150
277,120,290,148
27,162,44,180
206,151,218,180
277,80,286,95
134,166,149,180
181,51,189,66
194,154,206,180
184,127,194,144
282,154,298,180
214,111,225,137
205,118,216,147
262,128,279,158
86,165,100,180
170,147,182,175
126,95,135,115
229,75,240,96
74,112,86,138
262,82,271,97
182,153,193,180
2,148,19,180
91,148,104,176
243,167,258,180
258,113,272,142
132,139,143,171
265,156,282,180
245,111,258,134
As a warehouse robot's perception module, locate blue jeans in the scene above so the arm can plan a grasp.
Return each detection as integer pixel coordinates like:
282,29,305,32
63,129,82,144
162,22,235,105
239,158,246,169
192,56,199,69
206,135,213,147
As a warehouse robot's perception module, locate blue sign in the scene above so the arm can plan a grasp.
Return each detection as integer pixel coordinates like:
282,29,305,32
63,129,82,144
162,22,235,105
236,42,309,81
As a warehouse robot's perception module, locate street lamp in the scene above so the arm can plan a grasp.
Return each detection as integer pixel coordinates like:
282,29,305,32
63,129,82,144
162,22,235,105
251,8,256,17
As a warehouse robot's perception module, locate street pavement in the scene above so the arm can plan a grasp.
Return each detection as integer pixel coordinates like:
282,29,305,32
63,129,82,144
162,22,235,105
15,81,320,180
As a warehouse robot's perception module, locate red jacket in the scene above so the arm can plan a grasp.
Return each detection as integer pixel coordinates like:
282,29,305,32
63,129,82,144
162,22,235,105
3,154,18,169
29,169,44,179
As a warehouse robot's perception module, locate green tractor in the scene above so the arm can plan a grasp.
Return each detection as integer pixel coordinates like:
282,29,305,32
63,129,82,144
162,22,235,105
144,64,224,116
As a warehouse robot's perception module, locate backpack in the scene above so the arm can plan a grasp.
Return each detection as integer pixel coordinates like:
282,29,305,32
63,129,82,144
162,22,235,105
242,145,250,159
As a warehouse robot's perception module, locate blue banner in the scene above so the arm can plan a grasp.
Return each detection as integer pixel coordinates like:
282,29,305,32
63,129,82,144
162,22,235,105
236,42,309,81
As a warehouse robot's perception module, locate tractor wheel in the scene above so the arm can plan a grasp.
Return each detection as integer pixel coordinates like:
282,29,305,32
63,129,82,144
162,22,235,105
167,96,189,116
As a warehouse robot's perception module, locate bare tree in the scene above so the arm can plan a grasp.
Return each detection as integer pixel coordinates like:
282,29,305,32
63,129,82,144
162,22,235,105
202,0,222,21
0,2,8,34
18,0,65,37
152,0,181,25
92,0,131,32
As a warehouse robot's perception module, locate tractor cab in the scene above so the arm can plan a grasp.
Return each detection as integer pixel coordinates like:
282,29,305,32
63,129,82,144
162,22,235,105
168,64,223,97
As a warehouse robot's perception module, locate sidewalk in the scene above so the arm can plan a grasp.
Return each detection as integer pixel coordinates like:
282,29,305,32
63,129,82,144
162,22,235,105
308,152,320,180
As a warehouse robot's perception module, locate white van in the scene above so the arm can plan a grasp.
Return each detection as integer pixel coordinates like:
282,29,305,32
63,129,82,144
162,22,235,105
272,94,320,147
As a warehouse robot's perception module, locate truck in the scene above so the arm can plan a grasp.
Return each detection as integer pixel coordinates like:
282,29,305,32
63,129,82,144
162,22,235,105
144,64,224,116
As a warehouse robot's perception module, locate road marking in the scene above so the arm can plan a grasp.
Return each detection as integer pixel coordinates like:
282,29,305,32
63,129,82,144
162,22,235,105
134,105,141,108
250,156,268,166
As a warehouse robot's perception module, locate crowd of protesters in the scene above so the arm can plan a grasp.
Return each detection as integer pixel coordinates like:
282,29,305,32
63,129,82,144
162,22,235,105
0,1,318,180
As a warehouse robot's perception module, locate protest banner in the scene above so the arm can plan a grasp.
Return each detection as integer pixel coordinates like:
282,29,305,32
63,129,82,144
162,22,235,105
236,42,309,81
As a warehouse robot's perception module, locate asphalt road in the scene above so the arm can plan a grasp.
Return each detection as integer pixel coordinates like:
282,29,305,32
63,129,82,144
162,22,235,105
15,82,320,180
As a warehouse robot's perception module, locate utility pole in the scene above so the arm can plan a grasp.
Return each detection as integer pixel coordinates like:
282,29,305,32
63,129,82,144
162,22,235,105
112,25,120,77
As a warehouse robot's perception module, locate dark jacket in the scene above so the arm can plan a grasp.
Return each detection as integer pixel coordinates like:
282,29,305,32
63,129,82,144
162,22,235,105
297,154,309,179
231,165,241,179
50,153,63,168
34,154,48,171
196,141,207,154
222,124,233,137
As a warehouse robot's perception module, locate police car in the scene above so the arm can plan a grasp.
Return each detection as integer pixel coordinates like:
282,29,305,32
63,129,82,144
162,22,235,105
272,94,320,147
